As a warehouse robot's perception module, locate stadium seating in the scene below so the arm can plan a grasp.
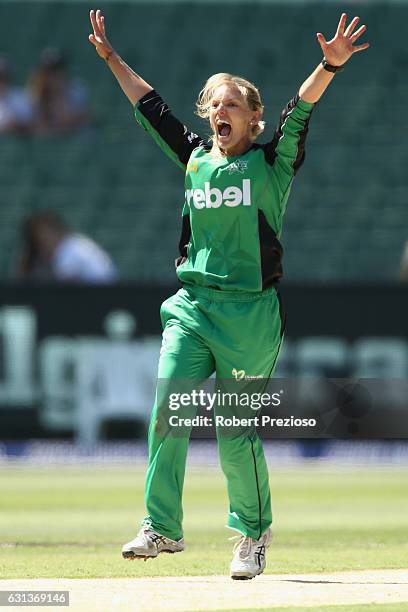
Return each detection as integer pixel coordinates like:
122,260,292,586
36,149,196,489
0,2,405,282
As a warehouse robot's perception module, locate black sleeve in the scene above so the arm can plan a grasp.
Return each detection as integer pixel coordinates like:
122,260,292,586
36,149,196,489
262,94,315,176
134,90,205,169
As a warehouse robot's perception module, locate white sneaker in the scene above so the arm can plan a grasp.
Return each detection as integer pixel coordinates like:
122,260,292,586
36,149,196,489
122,525,185,560
230,528,272,580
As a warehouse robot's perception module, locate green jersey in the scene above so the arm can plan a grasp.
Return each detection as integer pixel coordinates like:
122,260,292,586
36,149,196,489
135,90,314,292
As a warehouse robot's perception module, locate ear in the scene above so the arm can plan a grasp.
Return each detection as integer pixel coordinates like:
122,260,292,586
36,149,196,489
250,110,262,127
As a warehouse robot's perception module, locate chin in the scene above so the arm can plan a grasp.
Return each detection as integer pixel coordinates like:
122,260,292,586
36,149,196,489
218,137,235,150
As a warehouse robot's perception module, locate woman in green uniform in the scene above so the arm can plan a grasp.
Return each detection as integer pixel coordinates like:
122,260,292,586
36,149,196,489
89,8,368,579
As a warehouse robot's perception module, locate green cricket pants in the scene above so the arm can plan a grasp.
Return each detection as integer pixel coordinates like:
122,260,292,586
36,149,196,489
143,283,285,541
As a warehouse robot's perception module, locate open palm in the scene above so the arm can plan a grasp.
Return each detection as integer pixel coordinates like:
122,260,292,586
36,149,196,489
317,13,369,66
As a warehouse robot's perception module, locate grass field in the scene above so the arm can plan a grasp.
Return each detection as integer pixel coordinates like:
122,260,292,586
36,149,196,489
0,464,407,581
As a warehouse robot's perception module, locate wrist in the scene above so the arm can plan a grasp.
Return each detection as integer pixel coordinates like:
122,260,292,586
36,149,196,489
321,57,344,73
104,49,115,63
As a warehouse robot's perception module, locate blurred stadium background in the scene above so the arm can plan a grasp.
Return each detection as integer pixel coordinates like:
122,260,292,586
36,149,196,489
0,0,407,457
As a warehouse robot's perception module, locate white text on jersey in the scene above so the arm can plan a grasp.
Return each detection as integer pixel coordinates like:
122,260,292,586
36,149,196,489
186,179,251,209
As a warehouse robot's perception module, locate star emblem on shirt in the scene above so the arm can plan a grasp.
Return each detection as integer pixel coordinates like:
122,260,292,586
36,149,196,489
227,160,248,175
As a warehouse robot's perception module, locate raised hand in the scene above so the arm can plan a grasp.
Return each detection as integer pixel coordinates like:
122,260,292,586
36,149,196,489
89,9,114,61
317,13,369,67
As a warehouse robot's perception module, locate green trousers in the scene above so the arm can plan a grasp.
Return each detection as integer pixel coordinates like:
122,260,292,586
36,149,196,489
144,283,284,541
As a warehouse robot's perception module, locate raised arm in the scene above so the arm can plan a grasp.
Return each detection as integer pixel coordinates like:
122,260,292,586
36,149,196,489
263,12,369,209
88,9,204,169
89,9,152,105
299,13,369,104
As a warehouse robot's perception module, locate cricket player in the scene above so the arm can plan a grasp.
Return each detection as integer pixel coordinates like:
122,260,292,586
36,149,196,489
89,9,369,579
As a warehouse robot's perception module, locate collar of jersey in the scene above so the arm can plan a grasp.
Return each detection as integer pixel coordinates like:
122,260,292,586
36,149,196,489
206,143,255,162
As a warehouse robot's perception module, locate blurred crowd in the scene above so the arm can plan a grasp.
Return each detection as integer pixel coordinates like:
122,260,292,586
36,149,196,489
0,47,90,137
16,210,117,284
0,48,116,284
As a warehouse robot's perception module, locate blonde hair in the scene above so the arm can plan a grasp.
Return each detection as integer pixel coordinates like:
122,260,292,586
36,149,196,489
196,73,265,140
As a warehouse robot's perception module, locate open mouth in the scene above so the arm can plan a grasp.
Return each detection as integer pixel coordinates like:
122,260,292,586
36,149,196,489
217,122,232,139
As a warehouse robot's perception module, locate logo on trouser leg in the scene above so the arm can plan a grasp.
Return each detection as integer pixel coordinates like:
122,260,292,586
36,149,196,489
232,368,263,381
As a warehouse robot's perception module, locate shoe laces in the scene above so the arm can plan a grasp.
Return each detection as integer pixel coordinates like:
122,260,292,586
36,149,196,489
231,530,271,560
139,525,169,548
233,535,253,560
138,525,153,545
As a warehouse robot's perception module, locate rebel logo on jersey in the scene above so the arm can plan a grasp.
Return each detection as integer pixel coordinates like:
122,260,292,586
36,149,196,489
186,179,251,209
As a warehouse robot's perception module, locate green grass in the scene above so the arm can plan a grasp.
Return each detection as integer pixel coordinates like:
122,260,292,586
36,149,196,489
0,466,407,579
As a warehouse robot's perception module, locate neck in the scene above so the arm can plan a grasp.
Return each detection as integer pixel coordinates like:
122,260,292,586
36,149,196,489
212,136,253,158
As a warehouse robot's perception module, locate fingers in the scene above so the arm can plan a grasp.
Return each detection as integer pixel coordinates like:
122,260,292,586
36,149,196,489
344,16,359,37
336,13,347,37
89,9,99,35
352,42,370,53
316,32,327,48
350,24,367,43
96,9,105,35
90,9,104,39
88,33,103,49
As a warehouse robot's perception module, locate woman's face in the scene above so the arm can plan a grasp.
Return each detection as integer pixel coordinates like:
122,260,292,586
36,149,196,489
209,83,259,155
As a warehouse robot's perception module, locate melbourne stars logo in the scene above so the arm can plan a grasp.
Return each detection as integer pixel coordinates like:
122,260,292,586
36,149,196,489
227,160,248,175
